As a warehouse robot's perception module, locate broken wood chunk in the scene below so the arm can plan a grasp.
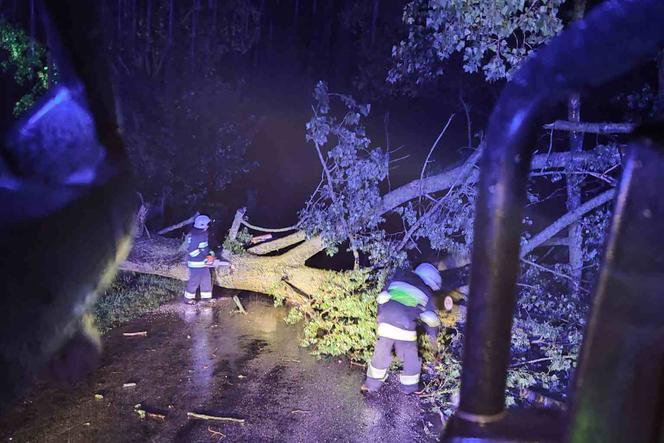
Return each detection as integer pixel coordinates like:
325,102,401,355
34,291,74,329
232,295,247,315
134,403,167,421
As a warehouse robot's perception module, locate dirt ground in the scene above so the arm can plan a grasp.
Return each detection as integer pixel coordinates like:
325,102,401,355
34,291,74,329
0,293,442,442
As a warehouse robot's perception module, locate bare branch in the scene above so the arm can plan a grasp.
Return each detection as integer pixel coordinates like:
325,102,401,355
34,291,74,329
247,231,307,255
420,114,455,201
240,220,298,233
157,212,199,235
521,189,615,258
543,120,634,134
380,146,613,214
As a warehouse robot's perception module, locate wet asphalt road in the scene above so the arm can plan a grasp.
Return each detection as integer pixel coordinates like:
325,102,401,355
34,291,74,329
0,294,441,442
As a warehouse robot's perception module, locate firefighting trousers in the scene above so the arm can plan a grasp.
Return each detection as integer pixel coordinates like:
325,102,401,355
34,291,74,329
364,336,421,393
184,267,212,299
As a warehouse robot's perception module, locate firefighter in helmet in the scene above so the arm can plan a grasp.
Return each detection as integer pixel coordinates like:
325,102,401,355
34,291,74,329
361,262,442,394
183,214,216,304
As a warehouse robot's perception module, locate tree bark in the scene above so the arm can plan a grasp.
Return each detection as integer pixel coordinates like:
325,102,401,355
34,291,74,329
157,212,199,235
380,146,610,214
520,189,615,258
658,49,664,117
543,120,634,134
566,93,584,299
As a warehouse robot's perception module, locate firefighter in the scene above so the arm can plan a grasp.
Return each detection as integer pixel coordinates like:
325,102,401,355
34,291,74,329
361,262,442,394
184,214,216,304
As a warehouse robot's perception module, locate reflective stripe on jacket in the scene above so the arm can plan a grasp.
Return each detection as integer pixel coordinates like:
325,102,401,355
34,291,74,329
186,228,211,268
376,270,440,340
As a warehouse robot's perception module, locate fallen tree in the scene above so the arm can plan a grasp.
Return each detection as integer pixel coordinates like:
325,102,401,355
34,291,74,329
120,146,618,317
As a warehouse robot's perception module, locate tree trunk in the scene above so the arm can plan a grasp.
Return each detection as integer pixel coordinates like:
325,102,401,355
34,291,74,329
657,49,664,117
566,92,584,300
566,1,586,300
370,0,380,47
542,120,634,134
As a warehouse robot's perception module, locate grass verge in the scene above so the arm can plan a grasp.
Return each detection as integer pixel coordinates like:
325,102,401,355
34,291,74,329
94,271,183,333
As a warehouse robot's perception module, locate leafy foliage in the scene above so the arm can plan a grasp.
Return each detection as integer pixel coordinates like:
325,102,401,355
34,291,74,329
284,269,383,363
222,227,253,254
299,81,391,265
389,0,564,84
0,18,50,115
294,82,623,420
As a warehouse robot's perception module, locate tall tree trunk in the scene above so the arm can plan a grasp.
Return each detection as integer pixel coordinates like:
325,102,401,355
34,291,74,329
566,0,586,300
191,0,198,68
657,49,664,116
566,93,584,299
370,0,380,47
167,0,174,48
30,0,35,55
145,0,152,75
293,0,300,27
131,0,136,56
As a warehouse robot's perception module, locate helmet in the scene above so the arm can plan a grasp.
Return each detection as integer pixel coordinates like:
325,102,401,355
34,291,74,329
414,262,442,291
193,214,211,230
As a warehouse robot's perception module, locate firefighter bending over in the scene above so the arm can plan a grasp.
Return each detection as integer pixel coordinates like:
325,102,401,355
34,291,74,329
361,263,442,394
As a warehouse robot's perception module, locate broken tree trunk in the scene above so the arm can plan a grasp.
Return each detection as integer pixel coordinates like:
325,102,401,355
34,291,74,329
121,146,617,330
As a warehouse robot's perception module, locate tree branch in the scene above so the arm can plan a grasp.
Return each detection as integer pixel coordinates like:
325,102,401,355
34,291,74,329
247,231,307,255
521,189,615,258
241,220,298,233
543,120,634,134
380,147,613,214
157,212,199,235
419,114,455,201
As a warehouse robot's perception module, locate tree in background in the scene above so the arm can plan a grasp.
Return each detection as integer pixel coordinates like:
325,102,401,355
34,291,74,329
389,0,565,85
0,17,50,115
101,0,263,223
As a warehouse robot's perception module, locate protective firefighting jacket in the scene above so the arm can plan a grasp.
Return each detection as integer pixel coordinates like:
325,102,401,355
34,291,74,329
376,270,440,342
186,228,214,268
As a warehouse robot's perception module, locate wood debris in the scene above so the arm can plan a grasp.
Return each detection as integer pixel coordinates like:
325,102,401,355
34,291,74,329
290,409,311,414
232,295,247,315
208,427,226,439
134,404,166,422
123,331,148,337
123,382,137,388
187,412,245,424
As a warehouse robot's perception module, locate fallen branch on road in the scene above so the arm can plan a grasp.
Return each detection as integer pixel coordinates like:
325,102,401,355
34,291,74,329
122,331,148,337
187,412,245,424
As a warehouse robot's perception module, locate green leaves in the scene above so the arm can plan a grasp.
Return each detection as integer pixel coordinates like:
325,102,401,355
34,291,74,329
0,18,51,115
290,269,382,363
389,0,565,84
300,82,390,263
